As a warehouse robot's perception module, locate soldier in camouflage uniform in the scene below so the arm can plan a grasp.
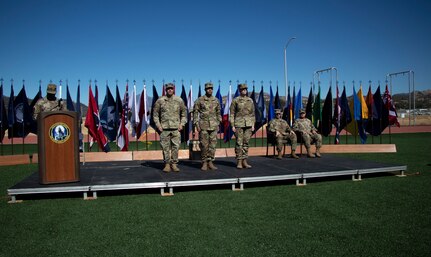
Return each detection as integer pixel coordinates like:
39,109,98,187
33,84,67,120
193,82,222,171
293,109,322,158
229,83,255,169
268,109,299,159
153,83,187,172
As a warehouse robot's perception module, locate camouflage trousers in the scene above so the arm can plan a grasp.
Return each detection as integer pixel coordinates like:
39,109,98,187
160,129,181,164
276,132,298,152
301,132,322,149
199,130,217,161
234,127,252,160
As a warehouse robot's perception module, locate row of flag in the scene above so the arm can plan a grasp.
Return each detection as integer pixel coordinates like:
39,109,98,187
0,80,400,150
0,83,42,142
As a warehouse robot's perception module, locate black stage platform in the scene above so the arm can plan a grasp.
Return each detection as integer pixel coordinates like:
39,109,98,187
7,155,407,202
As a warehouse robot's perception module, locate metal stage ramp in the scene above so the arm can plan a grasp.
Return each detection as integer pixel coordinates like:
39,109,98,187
7,155,407,202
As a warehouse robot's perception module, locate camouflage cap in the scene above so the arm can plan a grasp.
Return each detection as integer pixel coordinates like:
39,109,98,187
275,109,282,114
47,84,57,94
238,83,248,90
204,82,213,89
300,109,306,114
165,83,175,89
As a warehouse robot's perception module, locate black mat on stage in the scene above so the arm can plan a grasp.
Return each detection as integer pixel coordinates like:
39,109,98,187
9,154,403,191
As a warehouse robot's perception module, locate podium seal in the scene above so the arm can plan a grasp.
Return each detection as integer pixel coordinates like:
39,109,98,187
49,122,71,144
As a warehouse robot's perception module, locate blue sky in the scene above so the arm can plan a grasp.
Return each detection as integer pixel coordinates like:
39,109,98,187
1,0,430,102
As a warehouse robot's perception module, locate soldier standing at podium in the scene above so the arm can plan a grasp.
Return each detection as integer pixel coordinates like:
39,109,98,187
33,83,67,120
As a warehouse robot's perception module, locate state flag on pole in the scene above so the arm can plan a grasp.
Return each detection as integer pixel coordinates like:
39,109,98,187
116,109,129,151
222,85,233,142
149,84,160,133
187,85,194,141
268,85,275,122
100,85,117,141
383,84,400,127
0,83,8,142
66,85,75,112
339,86,352,132
366,86,386,135
215,85,224,133
274,86,281,110
129,83,140,138
313,85,321,128
305,87,314,121
76,83,83,152
333,85,341,144
294,86,302,120
320,86,332,137
357,86,369,144
9,86,32,138
180,84,190,143
255,85,266,132
85,86,110,152
282,85,291,125
7,85,14,136
29,85,42,134
136,84,149,139
115,85,123,133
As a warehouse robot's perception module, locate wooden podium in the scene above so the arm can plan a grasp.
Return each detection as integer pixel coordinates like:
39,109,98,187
38,111,80,184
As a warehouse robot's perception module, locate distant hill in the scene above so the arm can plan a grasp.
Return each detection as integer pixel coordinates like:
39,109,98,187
392,90,431,109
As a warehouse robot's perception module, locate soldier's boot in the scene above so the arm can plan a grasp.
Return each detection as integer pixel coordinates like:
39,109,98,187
276,151,283,160
315,148,322,158
306,148,315,158
236,160,243,169
162,163,171,173
291,150,299,159
208,161,218,170
171,163,180,172
242,159,252,169
201,161,208,171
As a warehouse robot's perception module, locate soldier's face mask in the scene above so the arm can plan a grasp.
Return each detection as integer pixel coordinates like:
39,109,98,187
47,93,56,101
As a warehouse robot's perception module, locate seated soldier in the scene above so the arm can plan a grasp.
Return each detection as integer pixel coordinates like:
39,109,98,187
292,109,322,158
268,109,299,159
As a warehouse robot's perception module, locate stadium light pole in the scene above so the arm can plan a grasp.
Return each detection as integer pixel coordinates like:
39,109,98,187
284,37,296,102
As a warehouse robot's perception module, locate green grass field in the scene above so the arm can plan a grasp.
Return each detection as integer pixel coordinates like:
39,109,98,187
1,133,430,257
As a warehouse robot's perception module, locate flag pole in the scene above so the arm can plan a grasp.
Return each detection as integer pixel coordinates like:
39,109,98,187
343,81,352,144
143,80,149,151
81,82,85,164
10,79,14,155
368,81,374,144
353,80,358,144
21,81,25,154
218,80,222,149
115,80,119,151
0,78,3,156
87,81,91,152
379,81,383,144
133,80,139,151
261,81,265,147
251,81,257,147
